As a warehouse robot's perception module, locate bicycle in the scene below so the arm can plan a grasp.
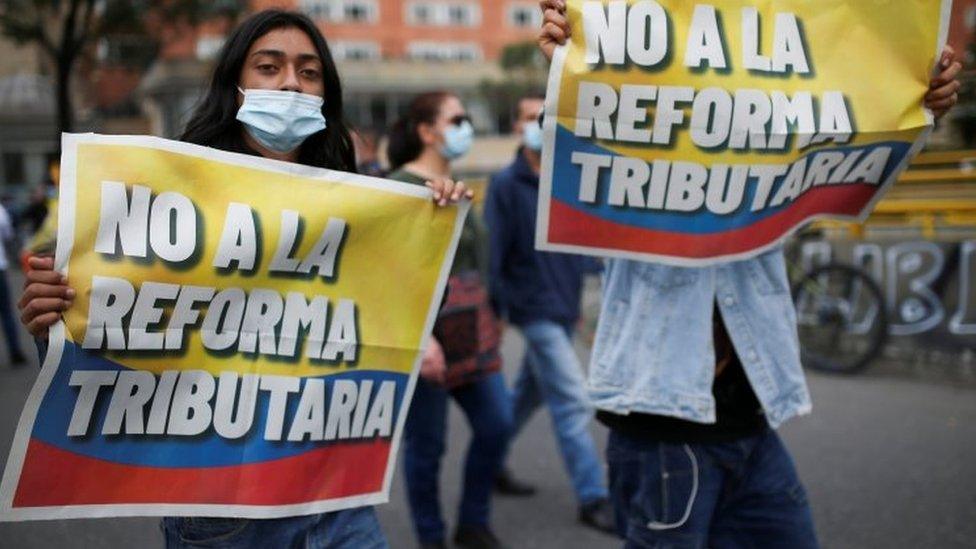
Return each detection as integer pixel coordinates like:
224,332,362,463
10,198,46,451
785,228,889,374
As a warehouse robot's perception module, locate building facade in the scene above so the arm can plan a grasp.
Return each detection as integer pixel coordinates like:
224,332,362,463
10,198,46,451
140,0,542,139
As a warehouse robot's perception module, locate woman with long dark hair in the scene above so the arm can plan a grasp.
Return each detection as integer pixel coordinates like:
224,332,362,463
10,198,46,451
387,92,512,549
17,10,471,548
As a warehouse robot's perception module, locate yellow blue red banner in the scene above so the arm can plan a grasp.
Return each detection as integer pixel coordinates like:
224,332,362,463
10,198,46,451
537,0,952,265
0,134,468,520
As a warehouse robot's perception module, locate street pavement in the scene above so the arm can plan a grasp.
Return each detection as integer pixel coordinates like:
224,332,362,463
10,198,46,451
0,305,974,548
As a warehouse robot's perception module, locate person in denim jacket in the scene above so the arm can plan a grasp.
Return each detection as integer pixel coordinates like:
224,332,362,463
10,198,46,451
536,1,962,547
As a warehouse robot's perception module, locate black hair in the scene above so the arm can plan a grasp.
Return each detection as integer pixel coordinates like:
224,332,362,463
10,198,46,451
180,9,356,172
386,90,454,171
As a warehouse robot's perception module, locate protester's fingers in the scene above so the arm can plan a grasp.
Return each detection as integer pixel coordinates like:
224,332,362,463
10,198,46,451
930,61,962,88
544,8,570,35
450,181,467,201
941,45,957,68
926,93,958,116
20,297,72,324
426,178,458,206
926,80,961,103
25,311,60,339
539,0,566,13
447,181,475,201
24,267,67,288
542,21,569,46
424,179,443,202
27,255,55,272
438,179,456,206
18,283,74,311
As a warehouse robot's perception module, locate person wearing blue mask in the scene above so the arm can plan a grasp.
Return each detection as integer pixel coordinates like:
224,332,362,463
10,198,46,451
387,92,512,549
16,10,472,549
484,94,615,534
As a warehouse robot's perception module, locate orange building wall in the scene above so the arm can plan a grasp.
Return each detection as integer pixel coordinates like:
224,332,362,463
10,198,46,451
250,0,538,60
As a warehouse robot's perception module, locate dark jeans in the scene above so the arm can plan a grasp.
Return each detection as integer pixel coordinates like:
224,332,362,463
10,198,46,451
0,270,23,361
607,428,819,549
403,372,512,544
161,507,387,548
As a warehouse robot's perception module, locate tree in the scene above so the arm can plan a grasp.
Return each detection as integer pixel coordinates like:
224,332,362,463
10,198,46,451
482,41,548,134
0,0,241,148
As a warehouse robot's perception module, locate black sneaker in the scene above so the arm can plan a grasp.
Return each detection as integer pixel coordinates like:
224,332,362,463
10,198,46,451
454,525,507,549
493,468,537,497
578,498,616,535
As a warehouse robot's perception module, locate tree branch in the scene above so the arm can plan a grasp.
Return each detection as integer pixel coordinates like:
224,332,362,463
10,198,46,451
0,1,59,58
72,0,96,52
58,0,82,64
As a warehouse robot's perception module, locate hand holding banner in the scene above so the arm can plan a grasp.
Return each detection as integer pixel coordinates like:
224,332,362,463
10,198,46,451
537,0,952,265
0,134,468,520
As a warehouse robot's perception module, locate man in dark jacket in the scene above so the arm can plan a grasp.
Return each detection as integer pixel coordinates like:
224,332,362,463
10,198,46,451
484,94,613,533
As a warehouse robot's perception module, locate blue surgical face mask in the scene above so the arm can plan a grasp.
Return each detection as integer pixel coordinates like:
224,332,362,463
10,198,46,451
236,87,327,154
523,119,543,151
440,120,474,160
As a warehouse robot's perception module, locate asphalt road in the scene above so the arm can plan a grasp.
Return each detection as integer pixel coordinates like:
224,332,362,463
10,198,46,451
0,299,973,548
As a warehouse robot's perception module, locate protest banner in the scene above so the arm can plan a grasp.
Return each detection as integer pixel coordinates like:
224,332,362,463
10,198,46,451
0,134,468,520
537,0,953,265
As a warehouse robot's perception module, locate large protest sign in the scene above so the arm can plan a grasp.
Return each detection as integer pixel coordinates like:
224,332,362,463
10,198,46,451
537,0,952,265
0,134,468,520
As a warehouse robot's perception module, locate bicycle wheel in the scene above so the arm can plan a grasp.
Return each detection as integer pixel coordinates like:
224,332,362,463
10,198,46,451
791,263,888,374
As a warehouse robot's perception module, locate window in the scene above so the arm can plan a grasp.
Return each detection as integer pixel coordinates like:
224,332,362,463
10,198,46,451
95,36,156,67
332,41,381,61
300,0,334,20
344,2,371,22
406,42,483,62
412,4,433,24
406,2,480,27
508,3,541,29
447,5,474,26
300,0,378,24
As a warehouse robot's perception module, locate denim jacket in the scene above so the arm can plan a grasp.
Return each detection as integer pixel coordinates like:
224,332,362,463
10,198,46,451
588,249,812,429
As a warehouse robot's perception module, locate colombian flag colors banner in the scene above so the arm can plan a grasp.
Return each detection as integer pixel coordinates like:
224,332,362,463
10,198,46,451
0,134,468,520
538,0,952,265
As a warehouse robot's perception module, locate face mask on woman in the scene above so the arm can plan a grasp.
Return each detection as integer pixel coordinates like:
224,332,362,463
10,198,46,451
522,119,543,152
236,87,327,154
440,120,474,160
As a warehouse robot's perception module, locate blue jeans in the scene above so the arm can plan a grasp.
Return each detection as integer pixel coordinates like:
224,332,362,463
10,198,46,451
512,319,608,505
161,507,387,548
607,428,819,549
403,372,512,544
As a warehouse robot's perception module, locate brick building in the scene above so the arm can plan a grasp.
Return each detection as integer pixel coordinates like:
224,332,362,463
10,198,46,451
140,0,542,139
4,1,976,194
259,0,542,62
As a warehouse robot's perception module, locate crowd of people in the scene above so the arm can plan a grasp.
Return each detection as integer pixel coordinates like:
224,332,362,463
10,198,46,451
11,2,964,549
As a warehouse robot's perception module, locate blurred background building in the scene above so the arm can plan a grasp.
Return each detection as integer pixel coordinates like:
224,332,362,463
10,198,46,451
0,0,550,199
0,0,975,195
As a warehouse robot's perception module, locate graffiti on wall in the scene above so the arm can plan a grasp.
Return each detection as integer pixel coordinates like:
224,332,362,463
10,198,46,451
800,240,975,345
